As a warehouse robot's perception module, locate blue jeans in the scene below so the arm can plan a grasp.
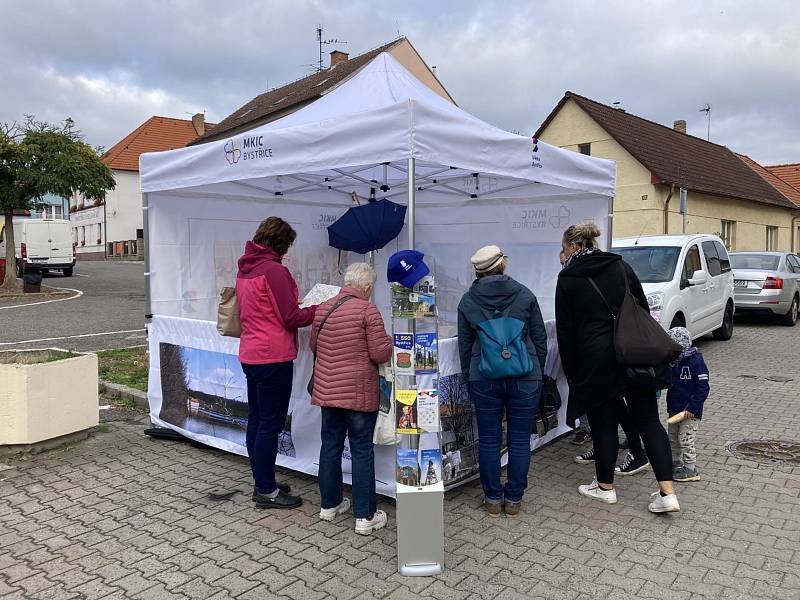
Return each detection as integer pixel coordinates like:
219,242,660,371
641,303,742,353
319,407,378,519
470,379,541,503
241,361,293,494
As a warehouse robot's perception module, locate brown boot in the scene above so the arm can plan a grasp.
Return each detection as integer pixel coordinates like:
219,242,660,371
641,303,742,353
504,500,521,517
484,500,502,517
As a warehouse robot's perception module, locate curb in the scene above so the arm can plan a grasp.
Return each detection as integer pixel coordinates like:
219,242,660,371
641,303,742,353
99,380,148,410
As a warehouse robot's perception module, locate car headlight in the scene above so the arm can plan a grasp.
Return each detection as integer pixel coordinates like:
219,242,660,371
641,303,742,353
646,292,665,311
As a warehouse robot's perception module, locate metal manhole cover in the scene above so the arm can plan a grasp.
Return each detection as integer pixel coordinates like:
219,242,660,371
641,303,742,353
726,440,800,465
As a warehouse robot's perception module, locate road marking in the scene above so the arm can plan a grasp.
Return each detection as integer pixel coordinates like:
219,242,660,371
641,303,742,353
0,329,146,346
73,273,89,277
0,287,83,310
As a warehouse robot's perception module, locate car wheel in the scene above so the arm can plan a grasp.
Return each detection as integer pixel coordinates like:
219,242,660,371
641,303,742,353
62,267,73,277
780,296,798,327
669,314,685,329
16,260,23,279
713,302,734,340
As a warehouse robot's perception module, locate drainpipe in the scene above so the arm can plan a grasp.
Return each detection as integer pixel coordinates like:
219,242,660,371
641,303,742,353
663,183,675,234
792,215,800,252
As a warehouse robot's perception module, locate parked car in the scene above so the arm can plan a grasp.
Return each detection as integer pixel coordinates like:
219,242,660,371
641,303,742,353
0,218,76,277
612,234,735,341
729,252,800,326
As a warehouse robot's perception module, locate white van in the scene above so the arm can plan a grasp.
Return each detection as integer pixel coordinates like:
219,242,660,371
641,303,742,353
612,234,735,341
0,219,76,277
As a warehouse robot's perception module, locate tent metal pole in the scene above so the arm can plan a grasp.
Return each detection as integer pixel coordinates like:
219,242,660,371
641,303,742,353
142,192,152,321
407,157,416,249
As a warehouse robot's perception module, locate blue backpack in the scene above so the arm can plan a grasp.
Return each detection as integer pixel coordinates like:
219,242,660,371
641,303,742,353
470,291,534,380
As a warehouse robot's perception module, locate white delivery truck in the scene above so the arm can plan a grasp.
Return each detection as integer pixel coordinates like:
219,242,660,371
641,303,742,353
0,219,76,277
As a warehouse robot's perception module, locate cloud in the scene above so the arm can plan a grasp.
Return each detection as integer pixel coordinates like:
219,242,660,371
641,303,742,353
2,0,798,164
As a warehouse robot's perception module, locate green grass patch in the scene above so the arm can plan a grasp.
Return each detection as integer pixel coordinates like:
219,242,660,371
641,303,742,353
97,346,148,392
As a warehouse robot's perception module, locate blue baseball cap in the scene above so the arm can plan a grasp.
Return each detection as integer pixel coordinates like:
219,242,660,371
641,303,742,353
387,250,430,288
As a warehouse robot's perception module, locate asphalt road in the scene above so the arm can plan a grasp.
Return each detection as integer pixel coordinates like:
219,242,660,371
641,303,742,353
0,261,147,352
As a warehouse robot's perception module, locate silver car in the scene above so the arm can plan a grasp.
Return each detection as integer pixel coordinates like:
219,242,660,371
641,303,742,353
730,252,800,326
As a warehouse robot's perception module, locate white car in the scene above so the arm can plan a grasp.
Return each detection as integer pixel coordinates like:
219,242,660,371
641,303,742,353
612,234,735,341
0,219,76,277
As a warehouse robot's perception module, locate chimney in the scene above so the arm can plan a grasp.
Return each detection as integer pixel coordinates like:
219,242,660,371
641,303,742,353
330,50,349,67
673,120,687,134
191,112,205,136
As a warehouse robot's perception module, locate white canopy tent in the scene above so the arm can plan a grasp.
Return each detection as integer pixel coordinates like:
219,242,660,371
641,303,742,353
140,53,616,495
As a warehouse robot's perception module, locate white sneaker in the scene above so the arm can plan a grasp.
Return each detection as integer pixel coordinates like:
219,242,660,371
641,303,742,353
578,479,618,504
354,510,388,535
319,498,351,521
648,491,680,513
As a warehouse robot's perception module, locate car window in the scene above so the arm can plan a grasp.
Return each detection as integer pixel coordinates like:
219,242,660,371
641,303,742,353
682,245,702,281
611,246,680,283
730,253,781,270
787,255,800,273
701,241,722,277
713,241,731,272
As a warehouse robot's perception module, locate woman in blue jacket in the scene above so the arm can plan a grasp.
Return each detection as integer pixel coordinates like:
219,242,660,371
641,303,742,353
457,245,547,518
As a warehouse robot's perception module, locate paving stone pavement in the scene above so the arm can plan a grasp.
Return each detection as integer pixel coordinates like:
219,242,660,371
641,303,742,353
1,319,799,600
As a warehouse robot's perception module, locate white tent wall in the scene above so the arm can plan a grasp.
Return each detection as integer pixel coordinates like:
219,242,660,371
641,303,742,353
140,51,616,497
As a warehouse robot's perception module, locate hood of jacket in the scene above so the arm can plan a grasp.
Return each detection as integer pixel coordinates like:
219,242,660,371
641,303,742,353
237,241,281,275
558,251,621,278
467,275,525,312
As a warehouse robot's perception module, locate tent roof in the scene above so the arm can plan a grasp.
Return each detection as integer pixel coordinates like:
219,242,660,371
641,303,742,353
140,54,615,200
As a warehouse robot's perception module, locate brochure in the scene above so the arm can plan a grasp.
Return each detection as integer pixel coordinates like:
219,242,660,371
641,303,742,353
420,448,443,486
299,283,341,308
396,448,419,486
395,389,418,434
391,279,436,318
392,333,415,375
416,388,440,433
414,332,438,374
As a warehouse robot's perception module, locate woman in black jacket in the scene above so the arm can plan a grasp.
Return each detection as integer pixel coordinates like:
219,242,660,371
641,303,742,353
555,223,679,513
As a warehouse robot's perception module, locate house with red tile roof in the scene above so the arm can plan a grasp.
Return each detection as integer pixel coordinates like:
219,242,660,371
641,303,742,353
766,163,800,197
535,92,800,252
70,115,213,260
191,37,453,145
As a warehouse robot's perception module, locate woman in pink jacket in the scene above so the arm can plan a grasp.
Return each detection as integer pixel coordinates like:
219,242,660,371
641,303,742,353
310,262,392,535
237,217,316,510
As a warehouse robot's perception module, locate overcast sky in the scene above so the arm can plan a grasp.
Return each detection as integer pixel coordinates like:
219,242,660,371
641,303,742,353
2,0,798,165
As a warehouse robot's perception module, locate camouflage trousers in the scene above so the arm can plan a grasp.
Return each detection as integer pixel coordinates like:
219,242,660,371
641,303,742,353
668,418,700,468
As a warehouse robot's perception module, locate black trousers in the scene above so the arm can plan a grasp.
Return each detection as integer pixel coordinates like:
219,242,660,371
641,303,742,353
587,389,673,484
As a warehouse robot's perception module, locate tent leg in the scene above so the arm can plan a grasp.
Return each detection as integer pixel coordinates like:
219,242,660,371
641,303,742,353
407,157,415,250
606,196,615,251
143,192,152,321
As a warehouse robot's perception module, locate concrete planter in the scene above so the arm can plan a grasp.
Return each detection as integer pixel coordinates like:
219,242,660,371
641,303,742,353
0,349,98,446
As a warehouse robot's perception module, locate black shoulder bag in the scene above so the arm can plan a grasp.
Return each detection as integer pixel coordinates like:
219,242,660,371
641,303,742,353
588,263,681,390
307,295,354,396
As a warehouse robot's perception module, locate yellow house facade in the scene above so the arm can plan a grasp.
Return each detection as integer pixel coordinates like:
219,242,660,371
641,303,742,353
536,93,800,252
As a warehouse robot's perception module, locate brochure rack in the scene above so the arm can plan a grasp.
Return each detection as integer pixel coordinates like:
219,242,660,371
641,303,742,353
392,262,445,576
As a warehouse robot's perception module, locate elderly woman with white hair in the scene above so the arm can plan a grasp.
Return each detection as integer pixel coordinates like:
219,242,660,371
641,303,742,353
309,262,392,535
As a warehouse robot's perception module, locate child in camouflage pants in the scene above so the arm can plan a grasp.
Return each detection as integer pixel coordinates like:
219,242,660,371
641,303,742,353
666,327,709,482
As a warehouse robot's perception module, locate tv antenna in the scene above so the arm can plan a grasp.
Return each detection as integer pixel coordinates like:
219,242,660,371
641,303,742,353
316,25,347,72
699,103,711,141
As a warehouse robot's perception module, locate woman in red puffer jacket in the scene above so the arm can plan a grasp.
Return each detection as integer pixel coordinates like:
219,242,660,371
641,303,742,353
237,216,316,510
310,262,392,535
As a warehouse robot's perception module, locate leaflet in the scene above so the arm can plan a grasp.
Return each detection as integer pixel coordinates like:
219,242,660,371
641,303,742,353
395,389,418,434
392,333,415,375
299,283,341,308
420,448,443,486
416,389,440,433
396,448,419,486
414,332,438,374
391,277,436,318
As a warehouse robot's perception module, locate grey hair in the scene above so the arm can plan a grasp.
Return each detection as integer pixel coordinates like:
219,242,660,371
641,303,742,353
344,262,377,288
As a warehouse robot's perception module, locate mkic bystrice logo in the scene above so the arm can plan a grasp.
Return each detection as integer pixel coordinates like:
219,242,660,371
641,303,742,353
531,136,539,153
224,139,241,165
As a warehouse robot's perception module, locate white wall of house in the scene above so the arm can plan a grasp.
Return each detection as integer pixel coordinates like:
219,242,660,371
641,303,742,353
106,170,143,244
71,205,105,258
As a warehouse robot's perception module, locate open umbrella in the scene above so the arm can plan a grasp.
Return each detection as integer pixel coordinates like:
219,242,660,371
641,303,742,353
327,199,407,254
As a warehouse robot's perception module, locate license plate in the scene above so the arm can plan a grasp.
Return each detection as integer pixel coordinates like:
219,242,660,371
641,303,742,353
29,258,47,263
734,280,748,288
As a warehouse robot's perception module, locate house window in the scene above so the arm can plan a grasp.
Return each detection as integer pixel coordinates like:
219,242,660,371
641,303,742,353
578,143,591,155
97,223,103,245
720,220,736,250
766,226,778,251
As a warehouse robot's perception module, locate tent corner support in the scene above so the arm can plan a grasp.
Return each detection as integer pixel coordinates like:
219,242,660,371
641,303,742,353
407,157,416,250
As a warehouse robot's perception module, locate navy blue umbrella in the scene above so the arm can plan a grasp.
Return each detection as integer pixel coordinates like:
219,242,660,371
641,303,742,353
327,199,407,254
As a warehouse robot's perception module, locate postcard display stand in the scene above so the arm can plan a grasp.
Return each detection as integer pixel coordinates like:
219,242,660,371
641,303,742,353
392,264,445,577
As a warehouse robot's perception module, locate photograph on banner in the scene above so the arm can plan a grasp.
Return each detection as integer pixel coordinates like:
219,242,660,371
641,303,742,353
393,333,415,375
157,342,297,456
395,389,419,434
438,372,487,486
391,282,435,318
416,388,440,433
396,448,419,486
414,332,438,374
